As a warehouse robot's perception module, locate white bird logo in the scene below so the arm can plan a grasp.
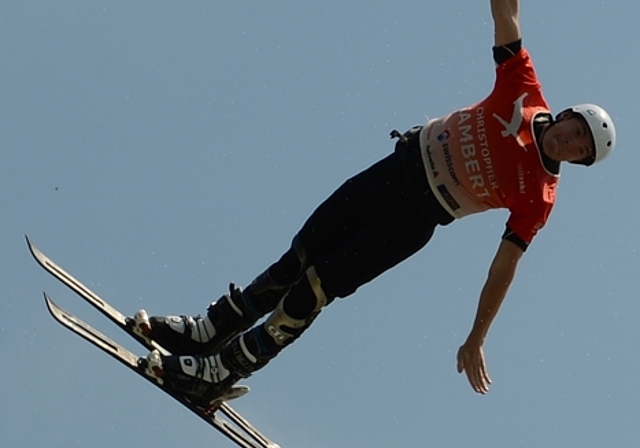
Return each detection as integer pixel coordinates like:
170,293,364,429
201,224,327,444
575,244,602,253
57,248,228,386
493,92,528,149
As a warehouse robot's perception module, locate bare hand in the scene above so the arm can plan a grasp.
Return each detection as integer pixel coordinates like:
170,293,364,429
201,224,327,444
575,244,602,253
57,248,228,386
457,342,492,394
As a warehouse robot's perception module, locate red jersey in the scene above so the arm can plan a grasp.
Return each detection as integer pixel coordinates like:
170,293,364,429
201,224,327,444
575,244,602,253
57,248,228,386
419,48,559,244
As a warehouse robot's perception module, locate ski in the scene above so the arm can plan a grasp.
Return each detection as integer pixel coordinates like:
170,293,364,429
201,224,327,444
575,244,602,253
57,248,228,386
28,236,281,448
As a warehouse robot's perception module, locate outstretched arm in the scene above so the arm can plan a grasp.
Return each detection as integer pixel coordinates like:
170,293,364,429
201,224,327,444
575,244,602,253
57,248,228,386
457,238,524,393
491,0,521,46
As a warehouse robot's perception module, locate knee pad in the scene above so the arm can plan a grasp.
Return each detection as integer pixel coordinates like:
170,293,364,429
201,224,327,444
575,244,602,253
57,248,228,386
305,266,327,311
263,266,327,346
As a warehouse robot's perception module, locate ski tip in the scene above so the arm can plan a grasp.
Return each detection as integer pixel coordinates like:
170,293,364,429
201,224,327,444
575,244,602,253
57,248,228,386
43,292,56,308
43,293,62,320
25,234,42,259
25,236,53,270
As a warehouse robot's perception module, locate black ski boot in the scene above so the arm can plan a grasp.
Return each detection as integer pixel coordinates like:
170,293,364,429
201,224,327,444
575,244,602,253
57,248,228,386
146,326,276,408
136,283,259,355
137,268,292,356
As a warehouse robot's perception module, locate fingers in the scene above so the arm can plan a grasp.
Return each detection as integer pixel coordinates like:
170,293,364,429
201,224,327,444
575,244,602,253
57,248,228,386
457,345,492,394
468,360,492,394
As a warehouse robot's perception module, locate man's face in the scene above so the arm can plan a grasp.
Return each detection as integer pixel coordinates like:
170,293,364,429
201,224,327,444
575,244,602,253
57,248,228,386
541,114,594,163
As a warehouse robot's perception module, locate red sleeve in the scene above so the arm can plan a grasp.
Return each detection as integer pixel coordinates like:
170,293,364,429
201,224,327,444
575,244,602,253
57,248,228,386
507,181,557,244
494,48,541,91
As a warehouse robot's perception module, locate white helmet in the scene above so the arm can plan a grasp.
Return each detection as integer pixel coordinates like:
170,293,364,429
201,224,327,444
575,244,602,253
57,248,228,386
569,104,616,166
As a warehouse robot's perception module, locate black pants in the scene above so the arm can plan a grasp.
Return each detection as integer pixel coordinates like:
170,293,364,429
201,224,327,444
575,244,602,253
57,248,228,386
266,128,454,319
237,129,455,367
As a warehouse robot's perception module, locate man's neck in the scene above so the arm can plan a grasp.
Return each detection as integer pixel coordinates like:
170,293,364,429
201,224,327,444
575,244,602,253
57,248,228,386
534,113,561,175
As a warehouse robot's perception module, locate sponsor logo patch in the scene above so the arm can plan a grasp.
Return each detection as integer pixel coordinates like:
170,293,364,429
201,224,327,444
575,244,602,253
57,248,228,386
437,185,461,211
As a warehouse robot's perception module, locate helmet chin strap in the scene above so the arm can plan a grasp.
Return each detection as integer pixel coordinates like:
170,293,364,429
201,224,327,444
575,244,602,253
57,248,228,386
534,113,554,144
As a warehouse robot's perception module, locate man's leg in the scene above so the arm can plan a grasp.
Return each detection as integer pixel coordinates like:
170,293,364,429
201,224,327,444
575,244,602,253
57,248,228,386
141,236,309,355
148,149,444,405
197,179,442,390
141,152,402,356
153,265,328,407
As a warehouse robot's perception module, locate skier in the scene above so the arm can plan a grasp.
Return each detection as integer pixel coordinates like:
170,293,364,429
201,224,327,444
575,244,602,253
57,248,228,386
139,0,616,403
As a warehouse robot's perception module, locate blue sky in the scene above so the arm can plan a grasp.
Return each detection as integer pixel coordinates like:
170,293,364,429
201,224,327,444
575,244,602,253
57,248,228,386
2,1,639,447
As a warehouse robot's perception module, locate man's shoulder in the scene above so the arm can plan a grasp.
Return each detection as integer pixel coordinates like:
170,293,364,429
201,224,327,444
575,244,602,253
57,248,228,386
493,39,523,65
495,46,535,74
